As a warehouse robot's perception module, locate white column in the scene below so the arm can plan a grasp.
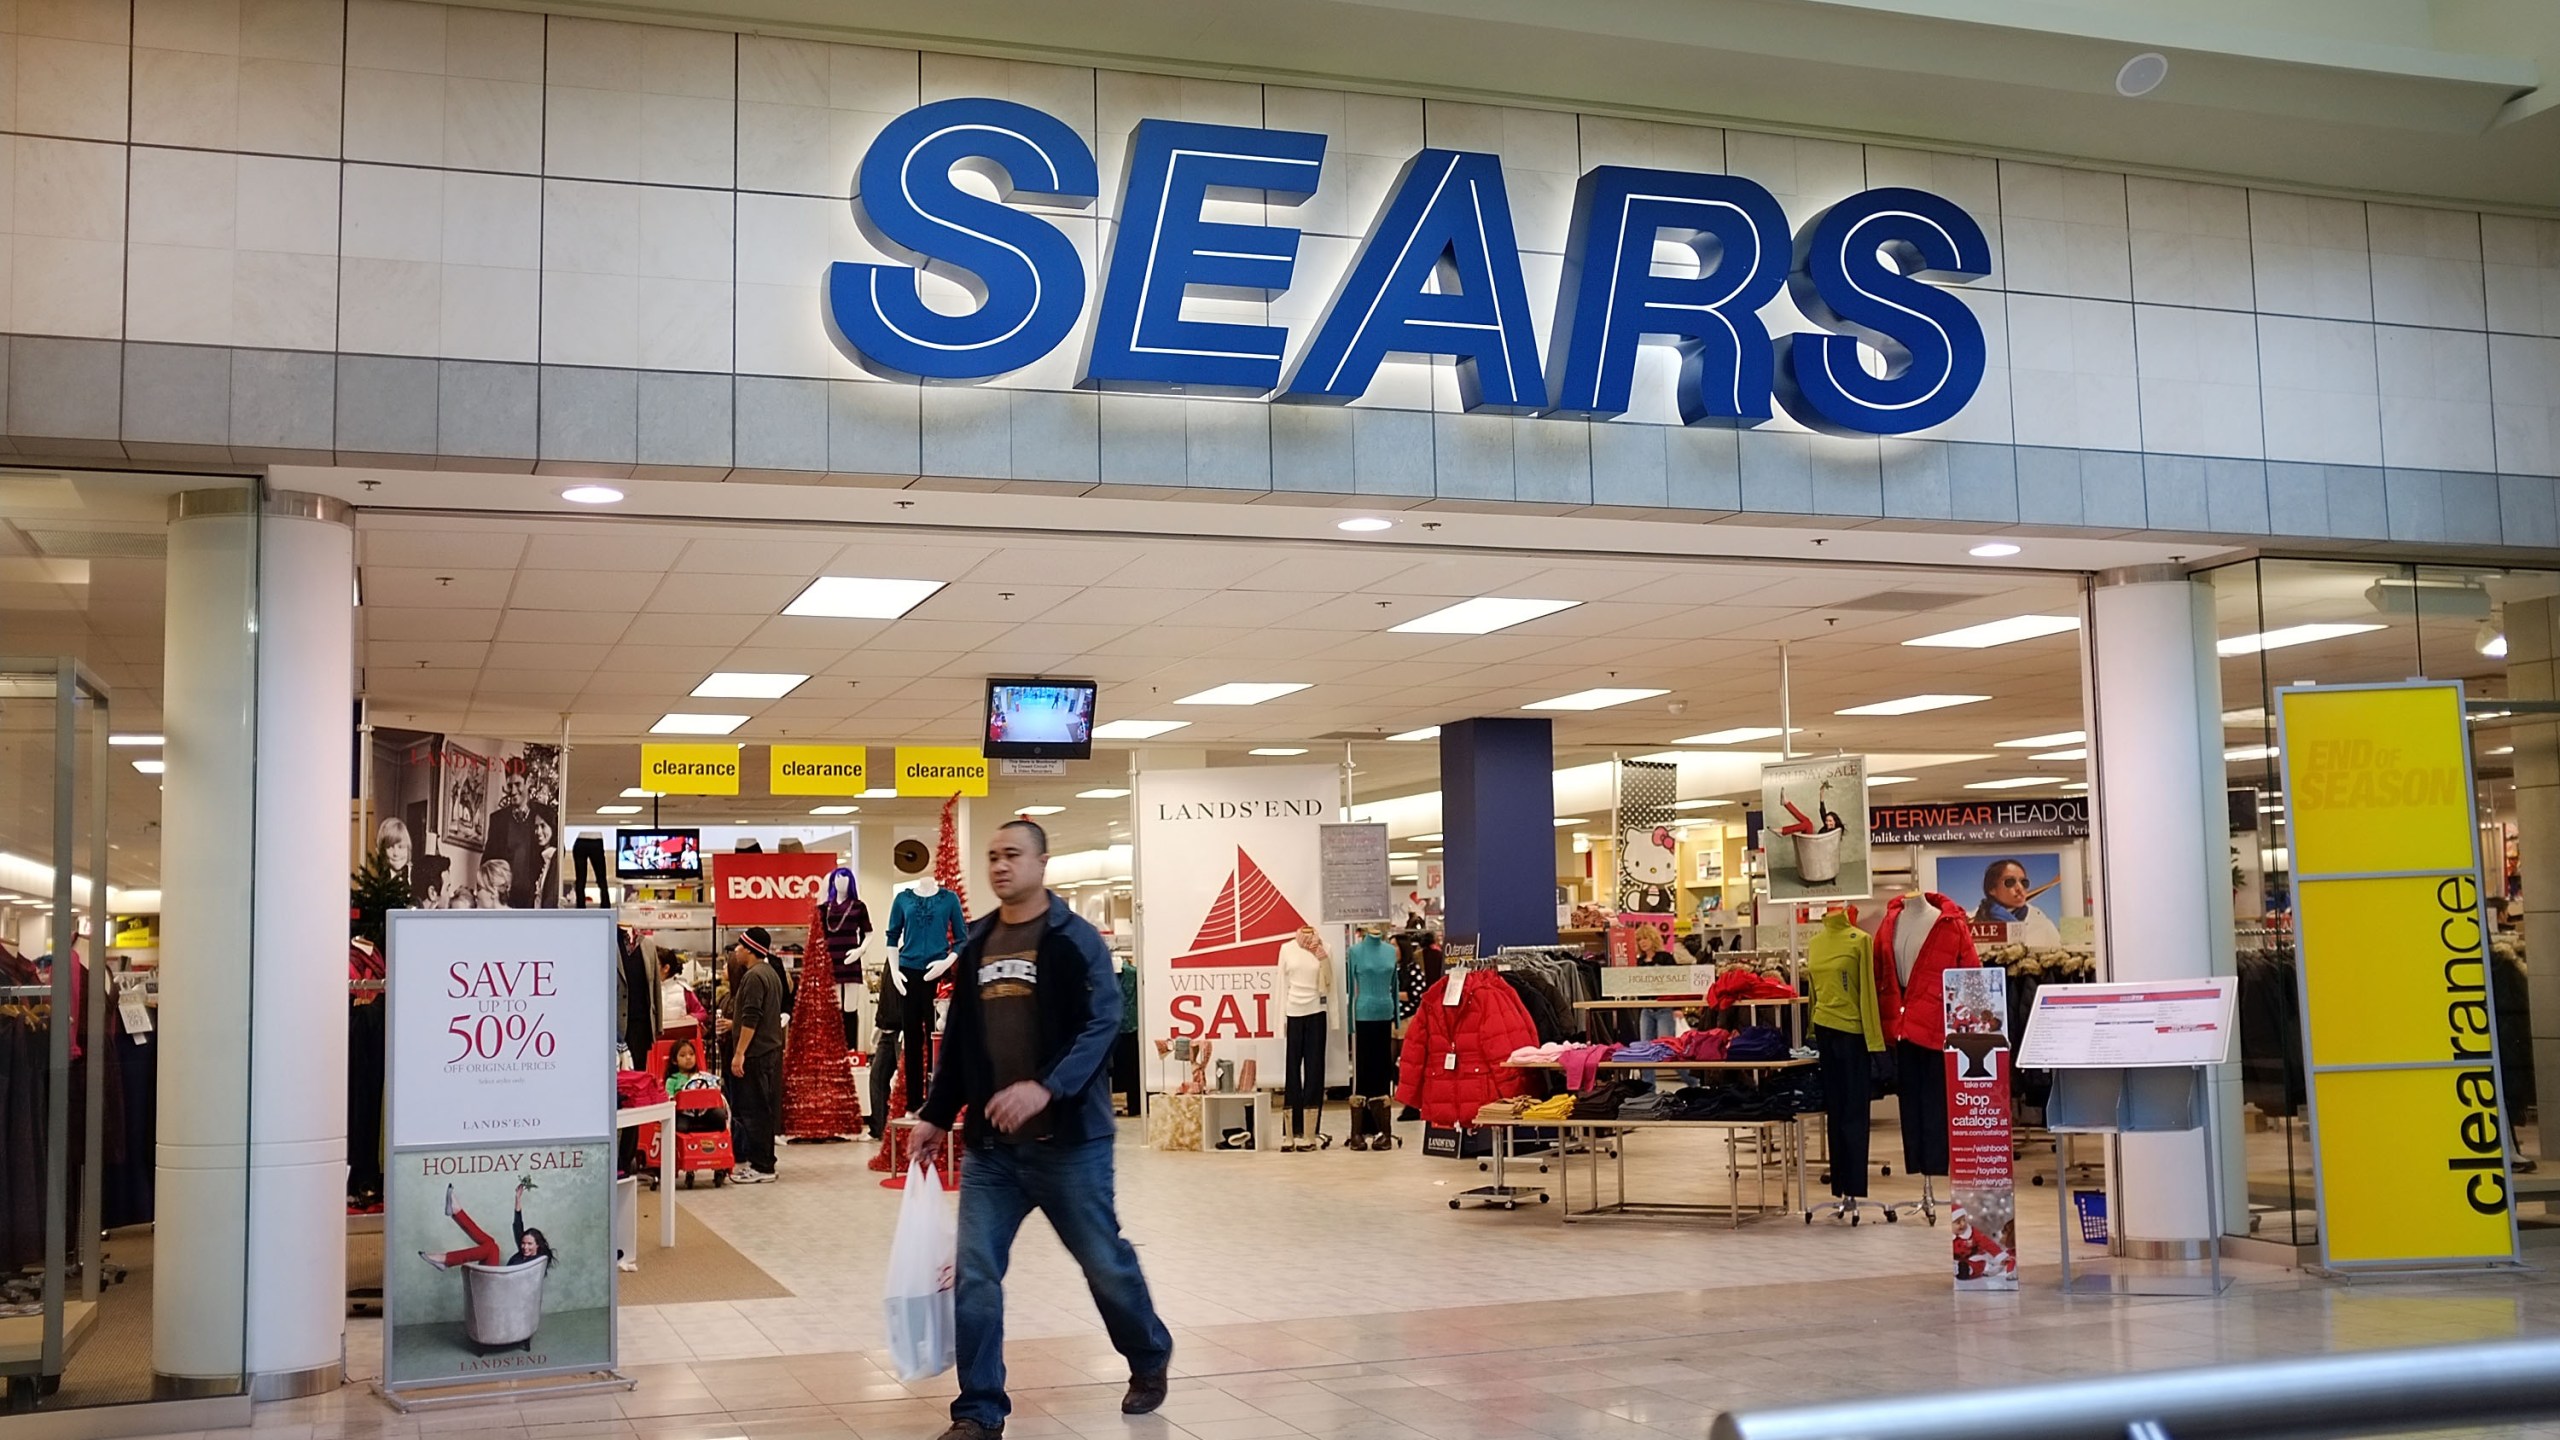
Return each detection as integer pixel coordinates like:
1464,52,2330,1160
2085,567,2242,1247
156,490,353,1397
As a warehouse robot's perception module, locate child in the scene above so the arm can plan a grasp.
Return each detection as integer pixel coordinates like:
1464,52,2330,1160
666,1037,705,1099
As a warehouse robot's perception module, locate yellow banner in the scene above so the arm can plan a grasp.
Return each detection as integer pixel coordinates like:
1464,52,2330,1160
770,744,868,796
640,743,740,795
893,746,988,797
2279,682,2514,1267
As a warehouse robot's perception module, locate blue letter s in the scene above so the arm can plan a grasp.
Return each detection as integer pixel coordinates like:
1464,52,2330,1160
1775,187,1992,435
828,98,1098,381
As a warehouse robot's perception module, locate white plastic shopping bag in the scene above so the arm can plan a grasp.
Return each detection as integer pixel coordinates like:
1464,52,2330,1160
882,1157,957,1382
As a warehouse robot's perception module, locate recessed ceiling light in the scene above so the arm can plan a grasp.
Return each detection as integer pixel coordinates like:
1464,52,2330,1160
2217,623,2383,657
1834,694,1991,717
1093,719,1190,739
857,787,899,798
1670,799,1734,809
109,733,163,747
2031,748,2088,761
1411,832,1443,842
1390,596,1580,635
2225,744,2278,762
1553,817,1588,827
1525,687,1669,711
2062,781,2090,791
1387,726,1440,741
651,713,747,735
599,804,643,815
1866,776,1916,788
1997,731,2085,748
1016,805,1066,816
560,484,624,505
1078,787,1132,799
1969,542,2022,558
1177,682,1310,706
809,805,858,815
1905,615,2079,649
620,787,661,798
131,758,165,775
693,671,808,699
1673,726,1797,745
782,575,946,619
2222,707,2266,727
2116,51,2169,98
1249,747,1309,756
1965,777,2051,790
1337,516,1394,533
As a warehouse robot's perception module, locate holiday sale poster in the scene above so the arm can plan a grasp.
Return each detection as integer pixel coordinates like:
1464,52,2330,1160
386,1141,615,1384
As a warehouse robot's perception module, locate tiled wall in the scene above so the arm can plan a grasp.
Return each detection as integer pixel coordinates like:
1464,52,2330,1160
7,0,2560,549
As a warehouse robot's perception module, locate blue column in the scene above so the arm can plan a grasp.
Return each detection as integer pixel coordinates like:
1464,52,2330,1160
1441,716,1556,951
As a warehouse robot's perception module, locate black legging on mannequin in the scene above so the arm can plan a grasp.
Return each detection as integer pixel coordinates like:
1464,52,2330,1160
899,971,934,1118
570,836,609,907
1895,1038,1951,1175
1284,1012,1326,1137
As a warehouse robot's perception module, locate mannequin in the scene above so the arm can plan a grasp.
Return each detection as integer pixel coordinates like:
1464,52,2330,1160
820,868,872,1050
1343,924,1398,1149
1805,907,1885,1222
1278,926,1331,1150
885,874,964,1125
1873,891,1982,1215
1112,955,1142,1117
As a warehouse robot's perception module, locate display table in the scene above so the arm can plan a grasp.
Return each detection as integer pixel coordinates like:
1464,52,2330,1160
614,1101,677,1248
1144,1088,1275,1152
1469,1116,1804,1226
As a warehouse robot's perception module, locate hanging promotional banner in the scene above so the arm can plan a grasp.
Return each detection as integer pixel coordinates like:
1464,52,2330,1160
713,851,842,927
1761,754,1871,901
1135,765,1334,1078
2278,680,2519,1270
383,910,620,1394
1319,822,1391,923
640,743,740,796
1945,965,2017,1291
769,744,867,795
893,746,990,796
1869,797,2089,845
372,727,566,908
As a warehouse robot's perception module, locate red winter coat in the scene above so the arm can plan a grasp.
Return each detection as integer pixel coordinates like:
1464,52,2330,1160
1397,972,1539,1127
1873,892,1980,1051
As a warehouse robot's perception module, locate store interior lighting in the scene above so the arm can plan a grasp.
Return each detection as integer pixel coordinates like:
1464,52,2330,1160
1835,693,1990,716
1249,747,1309,755
2031,748,2089,761
2225,744,2278,762
131,759,164,774
1674,726,1795,744
1525,687,1669,711
1968,542,2023,558
1669,799,1734,809
108,733,163,746
782,575,946,619
692,671,808,699
598,804,642,815
1554,816,1588,826
1176,682,1309,705
1093,718,1189,739
651,713,747,735
1386,726,1440,741
1016,805,1065,816
1903,615,2080,648
1997,730,2084,747
559,484,623,505
620,787,660,798
857,787,898,798
1335,516,1394,532
2216,623,2384,656
1390,596,1580,635
809,805,858,815
1964,777,2051,790
1077,787,1132,799
1866,775,1917,787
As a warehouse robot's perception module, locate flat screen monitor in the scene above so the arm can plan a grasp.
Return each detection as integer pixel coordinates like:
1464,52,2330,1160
984,678,1097,760
615,828,702,880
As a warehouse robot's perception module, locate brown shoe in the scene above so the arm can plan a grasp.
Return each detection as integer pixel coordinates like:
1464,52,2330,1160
1123,1369,1169,1414
936,1421,1002,1440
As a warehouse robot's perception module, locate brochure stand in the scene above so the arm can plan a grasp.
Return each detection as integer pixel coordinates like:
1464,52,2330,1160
2045,1066,2227,1297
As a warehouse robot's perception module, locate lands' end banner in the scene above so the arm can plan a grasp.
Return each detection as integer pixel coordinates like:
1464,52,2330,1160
1135,766,1335,1081
2278,681,2519,1269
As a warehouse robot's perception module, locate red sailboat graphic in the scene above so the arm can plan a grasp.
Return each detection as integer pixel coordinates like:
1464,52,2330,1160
1171,847,1309,969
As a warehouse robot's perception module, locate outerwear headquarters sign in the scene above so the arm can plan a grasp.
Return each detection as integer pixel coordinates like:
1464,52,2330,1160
824,99,1992,436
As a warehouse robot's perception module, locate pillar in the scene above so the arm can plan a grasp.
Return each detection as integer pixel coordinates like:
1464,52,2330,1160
157,489,353,1397
2085,567,2243,1248
1441,717,1557,952
2503,596,2560,1157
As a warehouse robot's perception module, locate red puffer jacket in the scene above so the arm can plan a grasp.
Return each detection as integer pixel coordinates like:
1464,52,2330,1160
1397,971,1539,1127
1873,892,1981,1050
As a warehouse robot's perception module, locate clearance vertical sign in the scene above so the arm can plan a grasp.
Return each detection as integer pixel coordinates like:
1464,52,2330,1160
2278,681,2519,1269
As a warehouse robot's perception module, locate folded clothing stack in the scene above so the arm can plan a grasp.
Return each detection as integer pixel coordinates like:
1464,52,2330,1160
1610,1039,1676,1063
1725,1025,1792,1062
1519,1093,1576,1121
1704,969,1800,1008
1618,1091,1670,1121
1670,1029,1732,1061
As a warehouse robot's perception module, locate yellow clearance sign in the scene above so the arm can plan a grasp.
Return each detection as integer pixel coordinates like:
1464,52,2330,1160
770,744,868,796
640,743,740,795
2278,681,2517,1268
894,746,989,797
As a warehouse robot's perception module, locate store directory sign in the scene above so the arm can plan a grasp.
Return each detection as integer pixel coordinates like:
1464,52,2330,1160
2016,980,2236,1070
1319,823,1392,924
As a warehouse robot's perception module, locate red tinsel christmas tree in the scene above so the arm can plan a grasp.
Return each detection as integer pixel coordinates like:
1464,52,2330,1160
779,908,862,1139
934,794,970,911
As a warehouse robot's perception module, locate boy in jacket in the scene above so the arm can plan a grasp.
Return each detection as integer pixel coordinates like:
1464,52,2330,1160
913,820,1172,1440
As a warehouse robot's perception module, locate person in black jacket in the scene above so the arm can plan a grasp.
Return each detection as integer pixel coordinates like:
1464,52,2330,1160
914,820,1172,1440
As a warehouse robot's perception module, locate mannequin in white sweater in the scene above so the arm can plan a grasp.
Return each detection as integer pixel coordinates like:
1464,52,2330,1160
1277,926,1331,1150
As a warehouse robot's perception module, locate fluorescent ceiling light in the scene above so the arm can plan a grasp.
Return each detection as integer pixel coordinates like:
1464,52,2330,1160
1411,832,1443,842
2062,781,2089,791
1905,615,2079,649
108,734,163,747
2489,746,2516,756
1249,747,1309,756
693,671,807,699
1965,777,2051,790
1835,694,1991,717
1077,787,1132,799
1016,805,1066,816
1390,852,1418,860
1674,726,1797,745
598,804,643,815
1526,687,1669,711
1426,846,1443,853
1391,596,1580,635
782,575,946,620
1177,682,1309,706
2225,744,2277,762
651,713,747,735
1554,817,1588,827
620,787,661,798
2222,707,2266,727
2031,748,2088,761
1387,726,1441,741
2216,623,2384,657
857,787,898,798
1997,731,2084,748
560,484,623,504
1969,542,2022,558
1336,516,1393,533
131,758,165,774
1670,799,1734,809
809,805,858,816
1866,776,1916,788
1093,719,1190,739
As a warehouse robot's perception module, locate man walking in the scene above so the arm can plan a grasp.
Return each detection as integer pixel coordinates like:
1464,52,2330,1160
719,927,787,1184
914,820,1171,1439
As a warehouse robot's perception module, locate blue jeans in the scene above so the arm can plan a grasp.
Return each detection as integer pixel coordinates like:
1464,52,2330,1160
1641,1006,1677,1084
953,1135,1172,1427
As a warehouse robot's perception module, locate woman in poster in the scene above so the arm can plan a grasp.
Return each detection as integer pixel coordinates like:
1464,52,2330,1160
419,1177,552,1271
1971,859,2063,947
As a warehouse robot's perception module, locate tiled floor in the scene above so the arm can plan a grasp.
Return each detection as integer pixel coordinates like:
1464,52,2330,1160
196,1121,2560,1438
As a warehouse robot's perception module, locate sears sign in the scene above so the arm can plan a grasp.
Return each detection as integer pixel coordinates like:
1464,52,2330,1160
827,99,1991,436
712,851,841,928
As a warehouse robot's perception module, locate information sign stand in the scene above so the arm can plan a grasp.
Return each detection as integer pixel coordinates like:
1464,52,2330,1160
2018,979,2237,1298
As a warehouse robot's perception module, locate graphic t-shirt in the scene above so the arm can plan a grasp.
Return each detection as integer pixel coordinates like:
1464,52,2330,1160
979,916,1051,1143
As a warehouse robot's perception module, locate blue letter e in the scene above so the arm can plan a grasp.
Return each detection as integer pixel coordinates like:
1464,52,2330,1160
828,98,1098,381
1775,187,1993,435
